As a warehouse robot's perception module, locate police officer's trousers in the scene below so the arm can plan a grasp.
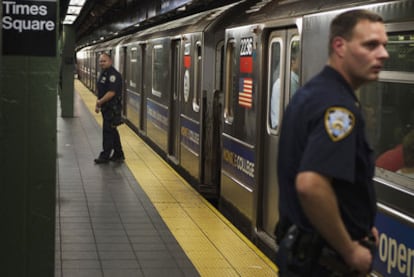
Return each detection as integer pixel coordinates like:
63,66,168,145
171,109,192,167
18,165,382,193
100,118,123,159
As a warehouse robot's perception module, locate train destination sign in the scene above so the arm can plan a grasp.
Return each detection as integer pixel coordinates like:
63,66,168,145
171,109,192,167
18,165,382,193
2,0,56,56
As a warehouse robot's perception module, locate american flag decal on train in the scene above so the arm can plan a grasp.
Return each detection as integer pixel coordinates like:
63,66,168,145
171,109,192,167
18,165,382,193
238,77,253,108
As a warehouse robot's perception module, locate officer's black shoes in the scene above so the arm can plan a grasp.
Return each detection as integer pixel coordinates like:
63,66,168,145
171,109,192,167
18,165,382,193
94,153,124,163
109,154,125,163
94,157,110,164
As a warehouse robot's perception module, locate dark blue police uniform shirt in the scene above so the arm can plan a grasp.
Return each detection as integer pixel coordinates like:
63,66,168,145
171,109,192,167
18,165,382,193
97,66,122,108
277,66,376,240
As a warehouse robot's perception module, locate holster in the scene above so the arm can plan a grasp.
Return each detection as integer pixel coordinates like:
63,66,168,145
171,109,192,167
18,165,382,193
102,98,123,127
275,220,376,277
275,223,323,277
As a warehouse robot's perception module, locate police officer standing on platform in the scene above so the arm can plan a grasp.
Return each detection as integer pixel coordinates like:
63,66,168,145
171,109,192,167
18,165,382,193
275,9,389,276
94,53,125,164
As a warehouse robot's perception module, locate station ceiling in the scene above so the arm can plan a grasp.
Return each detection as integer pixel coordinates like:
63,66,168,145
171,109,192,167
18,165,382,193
60,0,241,46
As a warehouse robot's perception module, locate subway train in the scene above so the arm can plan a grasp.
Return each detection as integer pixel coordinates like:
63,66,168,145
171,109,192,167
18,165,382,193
76,0,414,275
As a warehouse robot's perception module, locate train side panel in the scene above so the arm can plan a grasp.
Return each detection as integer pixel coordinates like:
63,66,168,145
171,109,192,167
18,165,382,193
144,38,171,152
179,33,203,182
220,25,258,228
123,43,141,129
258,22,301,252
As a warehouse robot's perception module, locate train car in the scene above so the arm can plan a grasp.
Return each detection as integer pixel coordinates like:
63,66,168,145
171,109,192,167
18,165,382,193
117,1,253,197
76,45,93,91
75,46,86,86
219,0,414,273
219,0,322,255
76,0,414,274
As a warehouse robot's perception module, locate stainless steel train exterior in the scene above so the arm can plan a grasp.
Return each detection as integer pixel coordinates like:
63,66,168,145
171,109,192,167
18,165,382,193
77,0,414,275
91,2,248,196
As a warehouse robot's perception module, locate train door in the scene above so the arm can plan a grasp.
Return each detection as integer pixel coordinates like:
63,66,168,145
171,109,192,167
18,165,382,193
87,51,92,90
168,39,181,163
179,35,202,181
124,45,138,128
221,31,257,222
94,52,100,94
210,41,225,194
260,28,300,238
139,43,146,133
145,39,170,151
119,47,127,116
90,51,96,92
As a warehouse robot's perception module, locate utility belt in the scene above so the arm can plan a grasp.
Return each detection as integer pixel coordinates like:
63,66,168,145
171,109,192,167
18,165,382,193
101,99,123,127
275,221,376,277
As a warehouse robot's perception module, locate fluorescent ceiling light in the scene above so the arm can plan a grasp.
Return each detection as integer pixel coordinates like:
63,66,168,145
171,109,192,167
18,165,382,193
63,15,77,24
67,6,82,15
69,0,86,6
64,0,86,24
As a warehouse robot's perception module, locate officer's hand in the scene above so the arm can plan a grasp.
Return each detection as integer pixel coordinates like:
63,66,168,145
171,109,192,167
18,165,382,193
344,242,372,275
95,99,102,114
371,226,379,247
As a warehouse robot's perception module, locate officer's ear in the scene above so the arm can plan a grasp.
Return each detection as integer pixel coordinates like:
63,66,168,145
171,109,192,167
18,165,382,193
331,36,346,58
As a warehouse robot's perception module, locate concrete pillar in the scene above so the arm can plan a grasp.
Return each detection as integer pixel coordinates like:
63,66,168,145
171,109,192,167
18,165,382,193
1,1,57,276
60,25,75,117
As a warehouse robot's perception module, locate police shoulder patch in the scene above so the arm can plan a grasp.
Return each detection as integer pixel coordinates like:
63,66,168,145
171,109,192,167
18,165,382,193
109,75,116,83
324,107,355,142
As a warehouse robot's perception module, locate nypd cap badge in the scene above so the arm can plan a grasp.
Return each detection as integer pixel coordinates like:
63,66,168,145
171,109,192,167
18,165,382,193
324,107,355,142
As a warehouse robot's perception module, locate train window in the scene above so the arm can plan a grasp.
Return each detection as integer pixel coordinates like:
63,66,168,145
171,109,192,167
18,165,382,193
193,41,202,113
269,38,283,130
224,39,236,124
216,41,225,92
172,41,180,101
383,31,414,72
137,45,144,93
128,47,137,89
357,29,414,181
289,36,300,99
359,82,414,179
152,44,164,97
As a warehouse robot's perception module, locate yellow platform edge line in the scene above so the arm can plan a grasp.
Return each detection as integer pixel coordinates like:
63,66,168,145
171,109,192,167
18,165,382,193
74,80,278,274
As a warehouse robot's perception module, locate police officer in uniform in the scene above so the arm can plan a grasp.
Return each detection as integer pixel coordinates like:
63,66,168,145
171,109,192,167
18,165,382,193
275,10,389,276
94,53,125,164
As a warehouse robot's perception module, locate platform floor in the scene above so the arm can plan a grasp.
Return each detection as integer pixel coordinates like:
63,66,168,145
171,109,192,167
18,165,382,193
54,80,278,276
